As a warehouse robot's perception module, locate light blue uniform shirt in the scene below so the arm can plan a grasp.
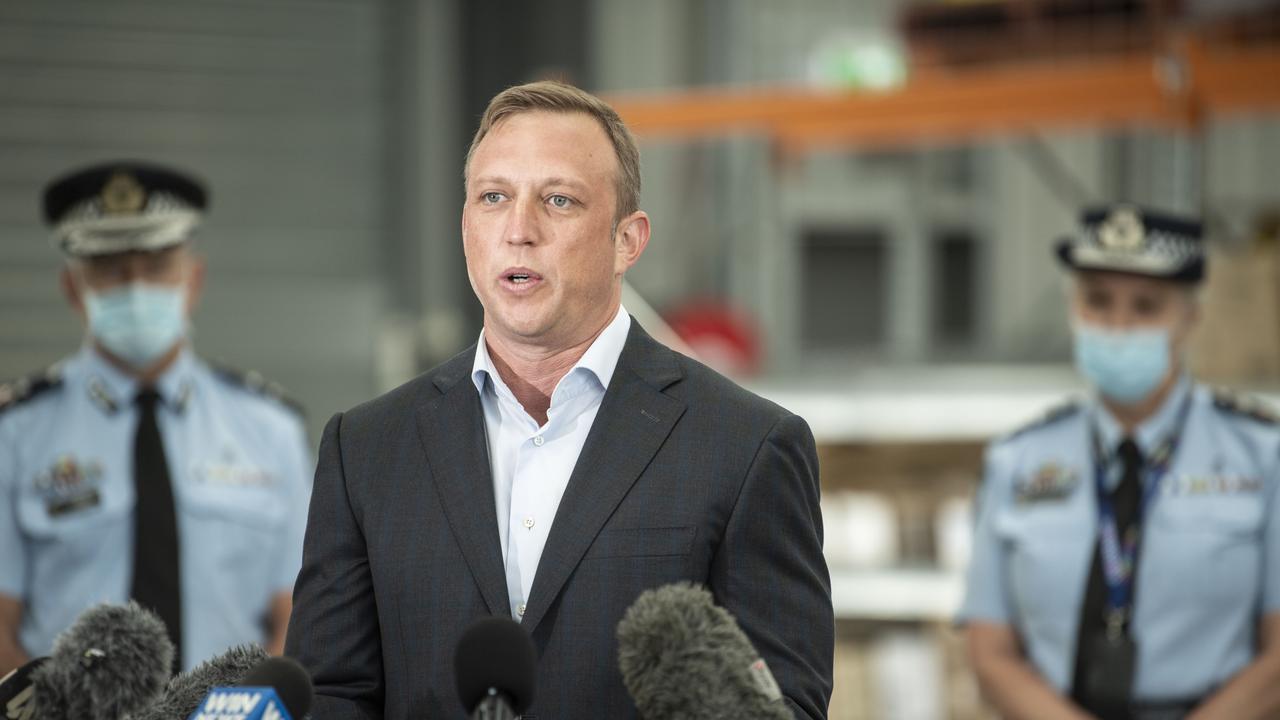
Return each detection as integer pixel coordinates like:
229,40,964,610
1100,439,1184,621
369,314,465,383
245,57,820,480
0,345,312,670
959,376,1280,702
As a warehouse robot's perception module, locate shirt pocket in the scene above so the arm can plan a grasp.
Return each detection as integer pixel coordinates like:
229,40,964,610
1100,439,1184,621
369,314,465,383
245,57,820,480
18,478,128,542
1148,497,1264,604
181,484,288,580
995,513,1088,642
583,526,697,560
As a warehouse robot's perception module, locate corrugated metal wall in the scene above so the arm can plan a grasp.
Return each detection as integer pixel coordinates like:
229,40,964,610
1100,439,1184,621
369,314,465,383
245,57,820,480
0,0,389,439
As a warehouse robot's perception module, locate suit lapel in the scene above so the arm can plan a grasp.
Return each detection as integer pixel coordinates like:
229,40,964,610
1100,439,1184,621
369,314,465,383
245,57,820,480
414,348,509,617
521,324,687,634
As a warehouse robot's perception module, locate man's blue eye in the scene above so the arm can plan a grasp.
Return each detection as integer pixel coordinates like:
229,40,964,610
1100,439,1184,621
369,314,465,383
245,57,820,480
483,192,502,203
549,195,572,208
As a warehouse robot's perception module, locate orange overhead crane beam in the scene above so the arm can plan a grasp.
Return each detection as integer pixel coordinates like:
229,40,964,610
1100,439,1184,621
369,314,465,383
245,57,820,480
603,40,1280,152
1193,42,1280,112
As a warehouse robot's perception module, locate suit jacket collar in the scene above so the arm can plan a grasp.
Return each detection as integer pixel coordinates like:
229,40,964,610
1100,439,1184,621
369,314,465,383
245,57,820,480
415,320,687,630
414,348,509,617
522,321,686,632
428,317,683,397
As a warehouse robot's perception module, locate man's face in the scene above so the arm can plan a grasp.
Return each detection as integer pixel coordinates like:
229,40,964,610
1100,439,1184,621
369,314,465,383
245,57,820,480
462,110,648,350
1071,271,1197,351
62,244,204,322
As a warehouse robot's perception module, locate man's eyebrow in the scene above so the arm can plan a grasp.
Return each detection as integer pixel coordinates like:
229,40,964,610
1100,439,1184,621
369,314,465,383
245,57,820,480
469,175,590,191
541,176,590,191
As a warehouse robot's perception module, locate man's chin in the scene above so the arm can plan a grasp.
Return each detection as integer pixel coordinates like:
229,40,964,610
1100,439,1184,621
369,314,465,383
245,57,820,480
485,310,556,343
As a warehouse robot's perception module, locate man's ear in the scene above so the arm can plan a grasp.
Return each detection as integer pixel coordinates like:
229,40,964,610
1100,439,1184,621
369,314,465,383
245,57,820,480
60,264,88,323
1174,289,1201,348
184,254,207,316
613,210,651,276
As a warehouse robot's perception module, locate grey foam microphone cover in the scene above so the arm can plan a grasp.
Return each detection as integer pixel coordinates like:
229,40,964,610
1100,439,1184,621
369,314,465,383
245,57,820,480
31,601,173,720
617,583,791,720
125,643,270,720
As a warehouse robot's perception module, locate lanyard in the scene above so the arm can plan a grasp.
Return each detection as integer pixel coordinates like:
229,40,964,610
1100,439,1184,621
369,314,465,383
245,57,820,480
1090,393,1192,639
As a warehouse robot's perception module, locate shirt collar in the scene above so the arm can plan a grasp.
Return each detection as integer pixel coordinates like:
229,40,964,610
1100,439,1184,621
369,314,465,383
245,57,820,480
471,306,632,404
79,343,197,414
1092,373,1192,458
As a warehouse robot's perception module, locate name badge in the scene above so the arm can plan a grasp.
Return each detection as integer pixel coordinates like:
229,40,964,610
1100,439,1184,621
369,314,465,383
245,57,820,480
1015,462,1079,504
192,461,275,488
34,456,104,517
1163,474,1262,497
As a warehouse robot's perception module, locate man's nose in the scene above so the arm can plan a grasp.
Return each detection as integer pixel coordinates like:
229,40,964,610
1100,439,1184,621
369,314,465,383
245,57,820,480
504,196,540,246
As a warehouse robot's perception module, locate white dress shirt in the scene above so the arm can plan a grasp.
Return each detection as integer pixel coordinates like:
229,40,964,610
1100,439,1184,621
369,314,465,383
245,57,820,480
471,306,631,620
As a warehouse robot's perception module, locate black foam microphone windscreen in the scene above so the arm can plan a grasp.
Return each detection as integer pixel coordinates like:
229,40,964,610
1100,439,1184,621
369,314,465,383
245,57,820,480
30,601,173,720
616,583,791,720
238,656,314,720
124,644,269,720
454,617,537,717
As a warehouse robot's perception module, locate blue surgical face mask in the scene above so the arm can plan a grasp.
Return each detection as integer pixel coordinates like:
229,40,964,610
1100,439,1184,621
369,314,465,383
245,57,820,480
1072,323,1171,404
84,284,188,368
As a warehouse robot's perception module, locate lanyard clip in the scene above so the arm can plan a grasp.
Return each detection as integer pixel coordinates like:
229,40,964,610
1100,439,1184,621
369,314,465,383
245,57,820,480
1106,608,1129,642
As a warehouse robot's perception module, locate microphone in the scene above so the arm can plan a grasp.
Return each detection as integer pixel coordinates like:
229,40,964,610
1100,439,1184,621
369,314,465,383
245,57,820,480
454,617,537,720
30,601,174,720
616,582,791,720
125,644,269,720
1,657,49,720
183,656,312,720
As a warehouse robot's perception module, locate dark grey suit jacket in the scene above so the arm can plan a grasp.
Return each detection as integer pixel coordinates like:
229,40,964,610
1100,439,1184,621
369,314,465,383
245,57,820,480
285,321,833,719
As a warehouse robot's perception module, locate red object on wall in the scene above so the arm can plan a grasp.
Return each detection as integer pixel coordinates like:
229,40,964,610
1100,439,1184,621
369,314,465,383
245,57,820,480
667,301,761,377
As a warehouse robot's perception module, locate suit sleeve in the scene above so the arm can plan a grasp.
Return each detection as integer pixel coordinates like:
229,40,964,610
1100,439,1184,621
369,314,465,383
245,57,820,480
284,412,385,719
710,413,833,720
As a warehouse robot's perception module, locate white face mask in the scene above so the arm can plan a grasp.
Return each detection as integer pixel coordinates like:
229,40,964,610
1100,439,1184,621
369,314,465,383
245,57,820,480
84,283,188,368
1072,323,1171,404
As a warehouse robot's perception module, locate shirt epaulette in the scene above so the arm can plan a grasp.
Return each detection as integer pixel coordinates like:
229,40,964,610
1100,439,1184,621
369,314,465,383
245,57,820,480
209,362,305,418
0,365,64,417
1211,388,1279,426
1000,400,1083,443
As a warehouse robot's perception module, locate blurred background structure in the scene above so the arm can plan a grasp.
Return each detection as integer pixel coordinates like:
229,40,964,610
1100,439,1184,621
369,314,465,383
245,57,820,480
3,1,1280,717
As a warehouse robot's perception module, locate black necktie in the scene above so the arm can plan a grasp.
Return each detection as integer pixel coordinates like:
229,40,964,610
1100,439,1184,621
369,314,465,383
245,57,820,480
1112,439,1144,539
1071,437,1145,715
131,389,182,671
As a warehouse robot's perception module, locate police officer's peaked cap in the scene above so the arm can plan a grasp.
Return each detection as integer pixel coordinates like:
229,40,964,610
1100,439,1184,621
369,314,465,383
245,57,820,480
1055,204,1206,284
41,161,208,257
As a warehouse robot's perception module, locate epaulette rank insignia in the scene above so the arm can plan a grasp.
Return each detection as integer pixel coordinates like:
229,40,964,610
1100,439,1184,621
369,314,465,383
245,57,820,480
1005,400,1082,441
211,363,305,417
0,364,64,416
1212,389,1278,426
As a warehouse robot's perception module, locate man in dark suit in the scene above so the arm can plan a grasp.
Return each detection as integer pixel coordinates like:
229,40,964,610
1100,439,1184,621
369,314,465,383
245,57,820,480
285,80,833,719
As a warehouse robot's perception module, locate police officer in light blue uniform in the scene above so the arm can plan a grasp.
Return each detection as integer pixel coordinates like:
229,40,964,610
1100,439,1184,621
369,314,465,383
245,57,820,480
0,162,312,675
961,206,1280,720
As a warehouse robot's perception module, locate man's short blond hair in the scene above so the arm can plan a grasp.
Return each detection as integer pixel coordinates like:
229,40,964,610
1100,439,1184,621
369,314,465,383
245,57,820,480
465,80,641,224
